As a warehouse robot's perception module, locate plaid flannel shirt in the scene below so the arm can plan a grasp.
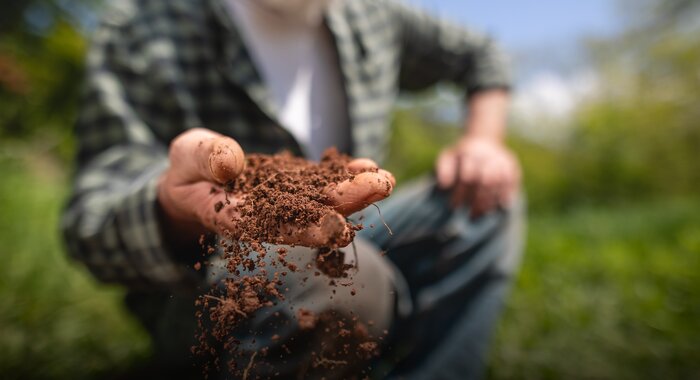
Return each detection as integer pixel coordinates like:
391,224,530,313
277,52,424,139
61,0,511,290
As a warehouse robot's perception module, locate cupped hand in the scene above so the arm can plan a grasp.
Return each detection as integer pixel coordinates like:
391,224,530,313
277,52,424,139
436,136,521,218
157,128,394,248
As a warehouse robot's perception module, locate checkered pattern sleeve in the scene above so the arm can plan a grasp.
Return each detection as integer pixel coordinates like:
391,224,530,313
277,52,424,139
388,1,512,96
60,9,200,291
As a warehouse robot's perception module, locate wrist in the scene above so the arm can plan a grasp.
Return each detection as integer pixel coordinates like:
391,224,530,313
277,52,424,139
459,132,504,146
463,89,509,143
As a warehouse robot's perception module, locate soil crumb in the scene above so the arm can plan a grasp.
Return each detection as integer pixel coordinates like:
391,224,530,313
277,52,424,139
192,148,382,378
297,308,318,330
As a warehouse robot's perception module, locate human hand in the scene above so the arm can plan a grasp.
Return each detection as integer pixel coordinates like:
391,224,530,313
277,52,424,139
436,136,521,218
157,128,395,247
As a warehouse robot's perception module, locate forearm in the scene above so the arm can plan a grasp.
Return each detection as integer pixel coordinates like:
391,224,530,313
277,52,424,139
463,89,510,142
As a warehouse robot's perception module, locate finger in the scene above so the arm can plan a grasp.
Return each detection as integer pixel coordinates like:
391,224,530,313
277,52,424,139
347,158,378,174
470,163,501,218
436,150,458,189
378,169,397,188
324,171,394,215
470,186,496,219
166,181,239,229
469,183,491,219
458,152,479,186
197,185,239,228
347,159,396,188
169,128,245,185
207,136,246,183
278,212,353,248
450,183,469,209
450,154,478,208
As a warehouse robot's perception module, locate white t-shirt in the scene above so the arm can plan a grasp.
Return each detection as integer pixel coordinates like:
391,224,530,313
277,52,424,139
226,0,350,160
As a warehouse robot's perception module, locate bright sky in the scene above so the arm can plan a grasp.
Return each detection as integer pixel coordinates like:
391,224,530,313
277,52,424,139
407,0,623,83
405,0,622,136
409,0,620,53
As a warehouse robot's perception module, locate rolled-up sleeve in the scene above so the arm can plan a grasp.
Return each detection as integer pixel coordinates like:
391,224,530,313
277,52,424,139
389,1,512,96
61,9,199,291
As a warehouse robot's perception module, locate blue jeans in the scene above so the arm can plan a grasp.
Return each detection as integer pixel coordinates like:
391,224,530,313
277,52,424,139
355,176,524,380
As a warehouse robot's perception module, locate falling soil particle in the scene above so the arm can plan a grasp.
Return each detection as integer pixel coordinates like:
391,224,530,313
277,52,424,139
297,308,318,330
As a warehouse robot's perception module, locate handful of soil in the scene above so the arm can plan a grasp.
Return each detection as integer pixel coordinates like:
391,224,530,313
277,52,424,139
194,148,388,377
225,148,359,248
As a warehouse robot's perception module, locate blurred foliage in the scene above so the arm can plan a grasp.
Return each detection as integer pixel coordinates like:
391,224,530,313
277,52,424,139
504,6,700,211
549,21,700,208
489,199,700,379
0,2,146,378
384,108,461,182
0,152,150,379
0,0,97,36
0,0,95,159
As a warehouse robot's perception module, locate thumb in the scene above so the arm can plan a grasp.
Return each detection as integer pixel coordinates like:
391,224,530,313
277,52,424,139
168,128,246,184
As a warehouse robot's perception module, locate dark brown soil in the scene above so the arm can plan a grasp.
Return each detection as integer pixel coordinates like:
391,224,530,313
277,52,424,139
193,148,382,378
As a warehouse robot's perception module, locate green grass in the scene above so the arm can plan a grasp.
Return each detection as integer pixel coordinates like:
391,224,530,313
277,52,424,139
0,151,149,380
489,200,700,379
1,148,698,379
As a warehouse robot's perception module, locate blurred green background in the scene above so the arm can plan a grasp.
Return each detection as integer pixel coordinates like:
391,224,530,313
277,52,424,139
0,0,698,379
